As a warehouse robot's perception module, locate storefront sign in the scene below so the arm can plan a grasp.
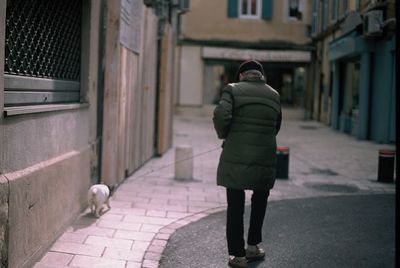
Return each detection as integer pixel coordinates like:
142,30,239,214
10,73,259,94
202,47,311,62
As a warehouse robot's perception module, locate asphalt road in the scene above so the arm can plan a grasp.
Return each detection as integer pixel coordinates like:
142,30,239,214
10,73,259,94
159,194,395,268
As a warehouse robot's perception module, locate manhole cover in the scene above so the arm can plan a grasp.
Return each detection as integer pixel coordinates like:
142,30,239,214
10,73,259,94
304,183,359,193
300,125,319,130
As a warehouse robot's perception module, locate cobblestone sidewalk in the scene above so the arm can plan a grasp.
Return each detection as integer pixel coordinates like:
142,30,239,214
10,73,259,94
34,108,395,268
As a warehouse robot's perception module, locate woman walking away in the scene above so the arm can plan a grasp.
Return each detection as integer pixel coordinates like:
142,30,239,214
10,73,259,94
213,60,282,268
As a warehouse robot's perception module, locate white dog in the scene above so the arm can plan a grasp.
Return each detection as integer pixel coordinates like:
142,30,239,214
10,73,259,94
88,184,111,217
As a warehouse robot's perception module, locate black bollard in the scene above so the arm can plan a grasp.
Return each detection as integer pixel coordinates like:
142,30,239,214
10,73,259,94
276,147,289,179
377,149,395,183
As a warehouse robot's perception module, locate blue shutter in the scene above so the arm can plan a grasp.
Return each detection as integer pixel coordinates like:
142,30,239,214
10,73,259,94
261,0,272,20
227,0,238,18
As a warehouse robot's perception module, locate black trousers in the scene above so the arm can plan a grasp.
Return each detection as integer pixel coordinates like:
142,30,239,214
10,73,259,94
226,188,270,257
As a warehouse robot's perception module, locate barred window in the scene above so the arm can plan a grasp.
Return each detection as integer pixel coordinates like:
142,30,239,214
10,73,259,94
4,0,82,107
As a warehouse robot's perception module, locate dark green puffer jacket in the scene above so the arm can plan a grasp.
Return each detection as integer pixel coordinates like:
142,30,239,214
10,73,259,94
213,76,281,191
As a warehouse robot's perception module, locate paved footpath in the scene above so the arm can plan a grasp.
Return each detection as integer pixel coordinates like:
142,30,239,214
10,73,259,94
34,108,395,268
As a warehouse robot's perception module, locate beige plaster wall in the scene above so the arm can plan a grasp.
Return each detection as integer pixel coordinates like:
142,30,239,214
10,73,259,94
6,149,90,268
181,0,312,44
0,1,7,266
2,110,89,173
179,46,204,106
0,176,8,268
0,1,98,267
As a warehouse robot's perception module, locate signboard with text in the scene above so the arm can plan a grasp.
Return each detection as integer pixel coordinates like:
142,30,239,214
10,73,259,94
202,47,311,62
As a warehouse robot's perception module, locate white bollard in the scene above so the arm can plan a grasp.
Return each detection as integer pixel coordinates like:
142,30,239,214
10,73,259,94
175,145,193,180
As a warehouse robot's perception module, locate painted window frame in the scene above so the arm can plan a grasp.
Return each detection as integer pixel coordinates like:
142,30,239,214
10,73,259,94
287,0,304,21
238,0,262,19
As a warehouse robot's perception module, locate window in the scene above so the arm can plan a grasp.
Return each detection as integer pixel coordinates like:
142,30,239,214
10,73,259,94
227,0,272,20
239,0,261,19
288,0,303,21
4,0,82,107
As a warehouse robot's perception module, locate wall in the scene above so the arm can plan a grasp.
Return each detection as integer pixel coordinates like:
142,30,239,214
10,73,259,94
312,42,321,120
157,24,175,155
0,176,8,268
319,35,334,123
86,0,102,184
0,0,7,265
137,8,157,164
0,0,99,267
121,30,157,176
181,0,311,44
102,2,169,181
370,36,395,143
2,112,89,172
7,150,90,268
177,1,312,108
178,46,203,106
0,34,92,268
122,48,141,176
101,0,121,185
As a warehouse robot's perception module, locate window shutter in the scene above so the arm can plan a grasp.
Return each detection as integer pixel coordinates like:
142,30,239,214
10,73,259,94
261,0,272,20
227,0,238,18
4,0,81,107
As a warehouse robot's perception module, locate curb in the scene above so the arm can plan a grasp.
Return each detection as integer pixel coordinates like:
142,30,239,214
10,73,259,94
141,206,226,268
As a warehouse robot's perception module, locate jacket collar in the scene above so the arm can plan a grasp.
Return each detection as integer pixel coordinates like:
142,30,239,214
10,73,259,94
240,70,265,82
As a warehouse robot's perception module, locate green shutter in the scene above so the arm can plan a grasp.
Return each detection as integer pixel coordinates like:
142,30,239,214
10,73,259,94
261,0,272,20
227,0,238,18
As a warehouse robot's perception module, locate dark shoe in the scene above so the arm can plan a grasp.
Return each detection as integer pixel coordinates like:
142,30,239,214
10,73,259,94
246,245,265,262
228,256,247,268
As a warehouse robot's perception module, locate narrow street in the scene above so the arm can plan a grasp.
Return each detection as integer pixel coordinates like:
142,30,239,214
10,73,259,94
1,1,397,268
160,194,394,268
34,108,395,268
